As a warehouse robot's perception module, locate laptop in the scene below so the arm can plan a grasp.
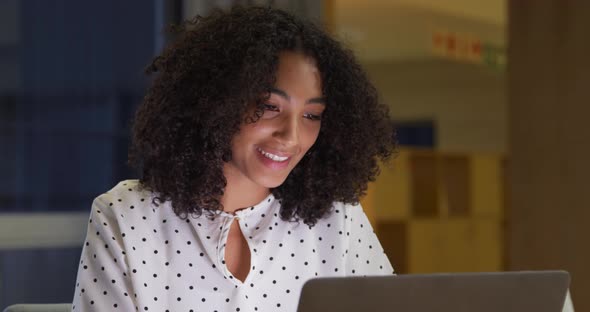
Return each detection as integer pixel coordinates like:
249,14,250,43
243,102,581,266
297,270,570,312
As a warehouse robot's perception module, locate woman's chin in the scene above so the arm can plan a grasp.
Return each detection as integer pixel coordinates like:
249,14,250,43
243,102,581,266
254,174,289,189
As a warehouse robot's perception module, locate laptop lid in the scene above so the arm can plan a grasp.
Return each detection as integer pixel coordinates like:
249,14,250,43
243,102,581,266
297,270,570,312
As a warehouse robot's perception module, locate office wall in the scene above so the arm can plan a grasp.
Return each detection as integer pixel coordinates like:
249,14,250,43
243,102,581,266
364,60,506,153
329,1,507,154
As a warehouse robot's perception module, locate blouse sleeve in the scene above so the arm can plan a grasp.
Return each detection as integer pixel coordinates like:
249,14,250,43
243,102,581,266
343,203,395,276
72,195,136,311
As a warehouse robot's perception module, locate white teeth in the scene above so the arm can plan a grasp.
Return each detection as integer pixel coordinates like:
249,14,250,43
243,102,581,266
257,148,289,162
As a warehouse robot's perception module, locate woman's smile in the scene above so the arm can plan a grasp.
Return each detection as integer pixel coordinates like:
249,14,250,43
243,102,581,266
256,147,291,162
255,146,292,170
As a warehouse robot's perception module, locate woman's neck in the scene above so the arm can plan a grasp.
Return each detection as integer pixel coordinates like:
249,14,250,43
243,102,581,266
221,165,270,214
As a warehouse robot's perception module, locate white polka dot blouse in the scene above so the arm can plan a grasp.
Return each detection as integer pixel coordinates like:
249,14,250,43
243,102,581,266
72,180,394,311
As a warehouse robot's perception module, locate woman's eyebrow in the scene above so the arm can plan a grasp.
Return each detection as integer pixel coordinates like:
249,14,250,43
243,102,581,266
270,88,290,100
307,97,326,105
270,88,326,105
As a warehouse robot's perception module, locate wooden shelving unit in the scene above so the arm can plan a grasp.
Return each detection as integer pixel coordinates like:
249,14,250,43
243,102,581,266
361,148,508,274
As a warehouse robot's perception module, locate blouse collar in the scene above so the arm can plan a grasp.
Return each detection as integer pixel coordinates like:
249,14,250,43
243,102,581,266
218,192,276,219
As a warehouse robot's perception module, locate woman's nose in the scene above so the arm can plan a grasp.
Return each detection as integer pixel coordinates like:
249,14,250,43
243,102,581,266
273,114,299,147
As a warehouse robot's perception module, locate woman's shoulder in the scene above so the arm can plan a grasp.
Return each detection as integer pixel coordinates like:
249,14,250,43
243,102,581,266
92,179,161,216
95,179,149,201
331,201,364,217
314,201,366,226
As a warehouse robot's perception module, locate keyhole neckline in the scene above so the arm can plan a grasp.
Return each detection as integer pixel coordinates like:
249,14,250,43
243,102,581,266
219,193,276,219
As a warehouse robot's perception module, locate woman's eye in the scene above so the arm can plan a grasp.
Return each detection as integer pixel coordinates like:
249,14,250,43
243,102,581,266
304,113,322,121
264,104,279,111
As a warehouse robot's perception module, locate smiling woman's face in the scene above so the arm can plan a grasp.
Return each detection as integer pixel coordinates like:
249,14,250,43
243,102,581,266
225,51,325,190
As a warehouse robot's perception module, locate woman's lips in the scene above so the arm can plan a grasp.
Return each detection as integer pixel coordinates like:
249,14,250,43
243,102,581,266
256,147,292,170
257,147,291,161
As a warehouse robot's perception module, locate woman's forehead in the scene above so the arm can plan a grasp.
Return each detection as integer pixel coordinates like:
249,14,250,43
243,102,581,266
272,52,322,97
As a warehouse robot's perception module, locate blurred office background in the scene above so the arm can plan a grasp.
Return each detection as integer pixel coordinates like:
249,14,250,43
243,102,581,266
0,0,588,310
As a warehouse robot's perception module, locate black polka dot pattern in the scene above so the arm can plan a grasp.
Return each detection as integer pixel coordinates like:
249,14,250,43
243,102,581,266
72,180,394,311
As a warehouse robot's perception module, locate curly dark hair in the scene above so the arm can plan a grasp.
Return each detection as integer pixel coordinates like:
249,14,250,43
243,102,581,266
129,6,396,226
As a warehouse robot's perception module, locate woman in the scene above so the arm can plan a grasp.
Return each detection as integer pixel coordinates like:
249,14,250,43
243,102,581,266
72,6,396,312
